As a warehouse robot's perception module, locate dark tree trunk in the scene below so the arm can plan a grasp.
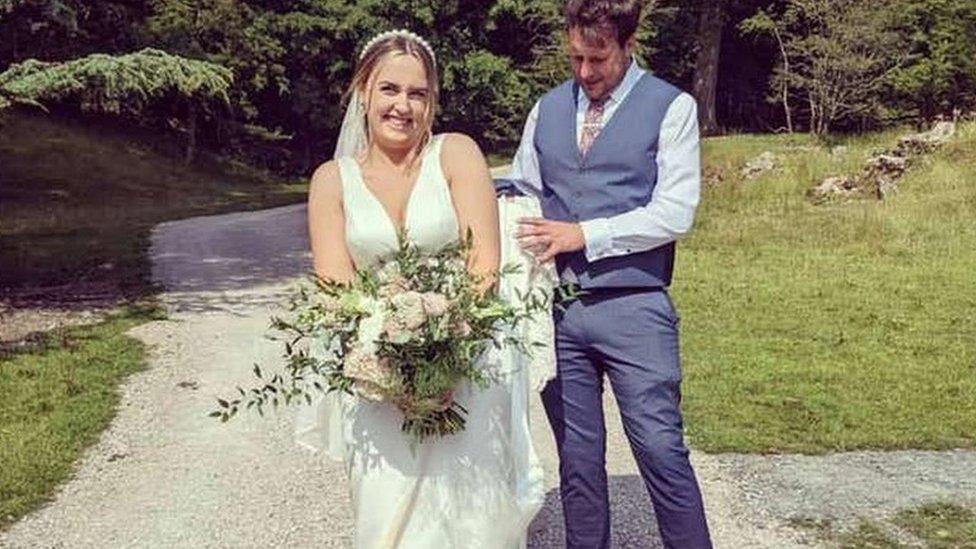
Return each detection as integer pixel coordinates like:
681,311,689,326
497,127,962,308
693,0,724,136
184,100,197,165
215,112,225,149
770,25,794,133
298,120,313,175
301,134,312,175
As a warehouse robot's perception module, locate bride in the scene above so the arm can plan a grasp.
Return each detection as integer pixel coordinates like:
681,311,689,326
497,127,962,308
295,30,555,547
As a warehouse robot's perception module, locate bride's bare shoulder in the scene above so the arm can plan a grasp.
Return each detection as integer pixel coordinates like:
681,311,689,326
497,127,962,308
310,160,341,187
310,160,343,190
438,133,489,182
308,160,343,204
439,132,484,157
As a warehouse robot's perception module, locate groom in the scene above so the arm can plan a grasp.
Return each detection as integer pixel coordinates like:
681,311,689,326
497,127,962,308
502,0,712,547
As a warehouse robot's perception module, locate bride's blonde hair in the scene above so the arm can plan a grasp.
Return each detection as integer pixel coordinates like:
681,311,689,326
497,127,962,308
348,33,440,156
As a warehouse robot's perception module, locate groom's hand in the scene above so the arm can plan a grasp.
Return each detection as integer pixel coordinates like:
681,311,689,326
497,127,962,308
516,218,585,264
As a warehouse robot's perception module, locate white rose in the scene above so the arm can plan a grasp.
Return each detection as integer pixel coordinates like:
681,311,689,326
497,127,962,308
376,262,401,282
390,291,426,331
420,292,449,317
344,344,392,392
383,317,414,345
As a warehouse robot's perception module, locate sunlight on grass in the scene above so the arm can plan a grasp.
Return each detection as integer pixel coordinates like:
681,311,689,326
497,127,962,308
837,521,903,549
678,124,976,453
896,502,976,548
793,502,976,548
0,304,162,530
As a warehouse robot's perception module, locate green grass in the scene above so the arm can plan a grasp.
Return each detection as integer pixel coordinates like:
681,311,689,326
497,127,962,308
837,521,904,549
0,304,163,529
486,151,514,169
0,112,307,297
793,503,976,548
677,124,976,453
896,502,976,548
0,112,309,529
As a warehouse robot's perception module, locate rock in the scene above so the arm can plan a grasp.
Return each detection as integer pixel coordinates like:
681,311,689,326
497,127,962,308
874,174,899,199
866,154,909,175
811,120,955,203
741,151,777,180
897,121,956,156
810,176,859,201
703,166,725,188
863,155,910,199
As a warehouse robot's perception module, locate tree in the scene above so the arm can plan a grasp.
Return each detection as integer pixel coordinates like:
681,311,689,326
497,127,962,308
634,1,699,90
740,0,908,134
0,48,234,162
344,0,566,152
740,6,794,132
693,0,725,135
133,0,566,168
140,0,287,136
0,1,150,66
640,0,768,134
10,0,970,168
887,0,976,122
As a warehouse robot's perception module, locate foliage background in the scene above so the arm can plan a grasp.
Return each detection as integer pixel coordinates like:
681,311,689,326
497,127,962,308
3,0,973,174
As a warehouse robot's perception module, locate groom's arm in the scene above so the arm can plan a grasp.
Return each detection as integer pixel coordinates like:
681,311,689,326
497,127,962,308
578,93,701,262
500,100,543,197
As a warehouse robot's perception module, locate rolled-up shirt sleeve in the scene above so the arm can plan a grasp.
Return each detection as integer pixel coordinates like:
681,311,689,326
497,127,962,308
579,92,701,262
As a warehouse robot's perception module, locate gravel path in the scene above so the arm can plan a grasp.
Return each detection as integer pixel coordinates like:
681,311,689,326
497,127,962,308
2,203,973,548
710,450,976,531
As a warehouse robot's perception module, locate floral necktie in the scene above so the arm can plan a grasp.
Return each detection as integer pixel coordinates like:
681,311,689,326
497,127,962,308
578,97,607,157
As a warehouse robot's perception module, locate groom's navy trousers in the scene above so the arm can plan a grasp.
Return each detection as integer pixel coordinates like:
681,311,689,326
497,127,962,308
542,287,711,549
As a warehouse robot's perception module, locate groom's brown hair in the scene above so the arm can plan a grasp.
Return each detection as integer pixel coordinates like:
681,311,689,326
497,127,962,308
564,0,643,46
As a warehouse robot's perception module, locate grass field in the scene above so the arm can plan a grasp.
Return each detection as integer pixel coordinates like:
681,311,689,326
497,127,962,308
0,112,307,299
676,124,976,453
0,112,308,528
794,502,976,548
0,304,161,530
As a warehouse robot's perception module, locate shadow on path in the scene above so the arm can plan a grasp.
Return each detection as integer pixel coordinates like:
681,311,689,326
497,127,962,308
528,475,662,548
149,203,309,312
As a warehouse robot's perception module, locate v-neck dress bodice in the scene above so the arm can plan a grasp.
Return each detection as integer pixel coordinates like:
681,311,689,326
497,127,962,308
337,135,459,270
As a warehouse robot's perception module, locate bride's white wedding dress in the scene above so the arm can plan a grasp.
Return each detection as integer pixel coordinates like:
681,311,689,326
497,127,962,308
295,135,557,548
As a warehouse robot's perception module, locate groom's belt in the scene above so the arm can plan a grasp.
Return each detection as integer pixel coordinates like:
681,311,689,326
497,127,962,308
555,282,665,303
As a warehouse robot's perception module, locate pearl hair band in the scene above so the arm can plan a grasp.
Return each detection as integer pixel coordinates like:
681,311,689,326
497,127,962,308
359,29,437,66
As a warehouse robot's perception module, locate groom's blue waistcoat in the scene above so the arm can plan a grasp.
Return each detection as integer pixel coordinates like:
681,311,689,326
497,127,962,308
534,73,682,289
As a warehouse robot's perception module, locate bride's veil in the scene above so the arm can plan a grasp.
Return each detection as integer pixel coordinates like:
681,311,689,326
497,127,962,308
333,90,367,159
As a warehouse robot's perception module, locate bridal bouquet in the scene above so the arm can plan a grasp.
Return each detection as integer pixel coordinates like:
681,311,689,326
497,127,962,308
213,237,548,443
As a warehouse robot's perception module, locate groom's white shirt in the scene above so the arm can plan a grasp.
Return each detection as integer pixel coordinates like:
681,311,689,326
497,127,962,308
508,59,701,263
